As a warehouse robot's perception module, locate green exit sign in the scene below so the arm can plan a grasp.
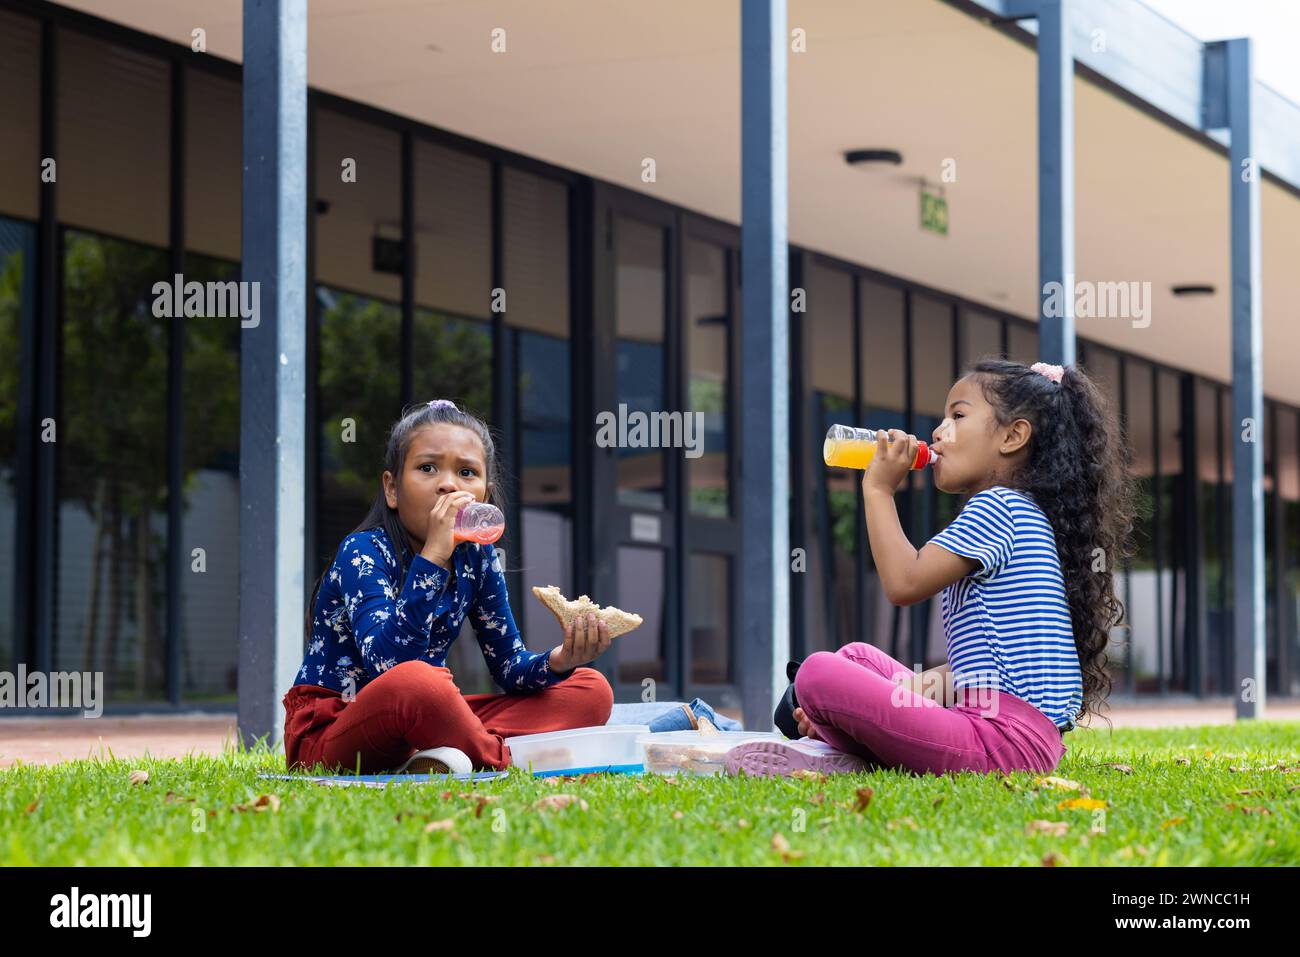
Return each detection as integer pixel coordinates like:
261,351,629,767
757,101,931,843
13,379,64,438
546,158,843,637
921,190,948,235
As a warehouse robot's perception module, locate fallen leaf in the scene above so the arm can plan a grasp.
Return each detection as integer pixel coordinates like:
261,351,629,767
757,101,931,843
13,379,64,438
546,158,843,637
1057,797,1107,811
1222,803,1271,815
886,817,919,832
1236,788,1265,796
129,769,149,786
1174,757,1190,767
1118,845,1149,859
424,818,457,833
1034,776,1081,791
473,795,499,818
854,787,874,813
737,818,750,829
536,855,556,864
1041,852,1064,866
1025,819,1070,836
232,793,281,813
790,769,824,782
1159,816,1186,830
771,832,790,853
532,793,588,812
809,792,827,806
671,810,684,820
1100,763,1133,775
24,797,39,814
164,791,195,804
932,796,945,808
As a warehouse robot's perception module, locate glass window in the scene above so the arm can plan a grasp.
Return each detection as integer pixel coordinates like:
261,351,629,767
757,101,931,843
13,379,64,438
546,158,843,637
58,230,170,704
1278,406,1300,696
316,110,401,303
0,217,36,674
1124,360,1156,691
1157,369,1185,691
0,11,40,221
614,217,667,510
180,253,241,703
414,140,491,320
54,34,172,705
185,70,241,262
960,307,1003,370
861,278,907,656
617,546,665,684
58,31,169,247
314,111,403,575
1007,321,1038,366
805,261,857,654
504,169,575,650
685,238,730,518
1195,380,1225,695
688,553,731,684
910,294,953,666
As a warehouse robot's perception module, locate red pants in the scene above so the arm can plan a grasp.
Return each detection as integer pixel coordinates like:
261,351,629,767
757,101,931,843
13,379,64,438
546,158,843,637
282,660,614,773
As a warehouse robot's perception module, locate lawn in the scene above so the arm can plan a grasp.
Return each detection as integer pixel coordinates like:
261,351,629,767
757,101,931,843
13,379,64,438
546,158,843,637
4,721,1298,866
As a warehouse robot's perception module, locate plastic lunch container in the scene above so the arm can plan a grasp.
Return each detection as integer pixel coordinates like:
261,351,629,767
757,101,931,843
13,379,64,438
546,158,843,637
637,730,788,776
504,725,650,776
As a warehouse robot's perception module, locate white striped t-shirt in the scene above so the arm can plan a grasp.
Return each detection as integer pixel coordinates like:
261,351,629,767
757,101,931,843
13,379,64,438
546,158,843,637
928,485,1083,731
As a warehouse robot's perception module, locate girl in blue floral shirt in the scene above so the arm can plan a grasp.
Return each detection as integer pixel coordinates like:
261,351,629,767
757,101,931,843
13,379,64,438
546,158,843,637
283,400,613,774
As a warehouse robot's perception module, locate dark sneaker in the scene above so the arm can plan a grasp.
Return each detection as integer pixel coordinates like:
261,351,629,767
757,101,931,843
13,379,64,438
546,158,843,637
725,738,868,778
772,658,804,739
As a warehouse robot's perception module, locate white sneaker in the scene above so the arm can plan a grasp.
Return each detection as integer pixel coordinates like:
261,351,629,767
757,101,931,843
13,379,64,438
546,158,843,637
394,746,472,775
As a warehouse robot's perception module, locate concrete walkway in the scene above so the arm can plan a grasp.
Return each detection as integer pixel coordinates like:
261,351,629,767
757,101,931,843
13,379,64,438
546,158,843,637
2,699,1298,767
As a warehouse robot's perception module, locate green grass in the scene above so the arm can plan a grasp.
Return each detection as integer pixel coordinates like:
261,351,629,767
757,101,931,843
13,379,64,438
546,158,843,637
4,721,1299,866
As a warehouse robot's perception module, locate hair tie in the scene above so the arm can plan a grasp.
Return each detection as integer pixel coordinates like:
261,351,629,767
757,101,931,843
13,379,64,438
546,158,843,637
1030,362,1065,384
427,399,459,412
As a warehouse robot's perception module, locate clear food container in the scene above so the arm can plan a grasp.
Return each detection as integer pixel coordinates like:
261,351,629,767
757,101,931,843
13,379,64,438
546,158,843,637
637,730,788,776
504,725,650,776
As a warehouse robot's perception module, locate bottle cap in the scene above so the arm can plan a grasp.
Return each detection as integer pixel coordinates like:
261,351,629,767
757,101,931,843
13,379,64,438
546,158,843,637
914,441,932,468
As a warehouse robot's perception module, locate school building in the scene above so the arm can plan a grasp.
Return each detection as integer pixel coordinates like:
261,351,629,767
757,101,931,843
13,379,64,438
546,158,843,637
1,0,1297,739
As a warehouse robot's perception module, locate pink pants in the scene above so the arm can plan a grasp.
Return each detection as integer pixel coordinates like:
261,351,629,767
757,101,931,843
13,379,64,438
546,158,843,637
795,642,1067,776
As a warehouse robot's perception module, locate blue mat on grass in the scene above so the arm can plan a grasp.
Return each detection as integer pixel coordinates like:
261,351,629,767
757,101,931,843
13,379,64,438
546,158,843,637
259,771,508,788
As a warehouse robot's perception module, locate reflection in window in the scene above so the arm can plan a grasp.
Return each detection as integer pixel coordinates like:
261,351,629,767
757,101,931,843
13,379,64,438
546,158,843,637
180,253,241,703
615,217,667,509
686,239,730,517
689,553,731,684
0,217,35,674
315,287,401,576
57,230,170,703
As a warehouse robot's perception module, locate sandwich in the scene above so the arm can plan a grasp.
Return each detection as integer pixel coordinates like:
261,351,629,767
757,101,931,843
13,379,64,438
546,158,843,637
530,585,644,639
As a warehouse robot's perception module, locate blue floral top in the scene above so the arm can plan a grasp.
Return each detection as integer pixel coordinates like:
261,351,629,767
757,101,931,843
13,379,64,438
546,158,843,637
294,526,570,695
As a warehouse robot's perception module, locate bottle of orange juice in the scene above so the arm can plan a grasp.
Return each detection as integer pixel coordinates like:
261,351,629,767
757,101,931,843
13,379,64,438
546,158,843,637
823,424,934,470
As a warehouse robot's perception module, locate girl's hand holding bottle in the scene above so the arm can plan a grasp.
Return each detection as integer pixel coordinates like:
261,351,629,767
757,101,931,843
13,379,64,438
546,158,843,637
862,429,922,497
421,490,479,569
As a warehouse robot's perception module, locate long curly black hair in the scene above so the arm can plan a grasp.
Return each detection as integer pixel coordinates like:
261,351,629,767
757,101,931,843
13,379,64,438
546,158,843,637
966,358,1137,730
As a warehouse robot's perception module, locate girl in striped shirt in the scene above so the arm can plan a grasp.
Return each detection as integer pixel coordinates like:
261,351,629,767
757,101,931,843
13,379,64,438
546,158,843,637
728,359,1136,778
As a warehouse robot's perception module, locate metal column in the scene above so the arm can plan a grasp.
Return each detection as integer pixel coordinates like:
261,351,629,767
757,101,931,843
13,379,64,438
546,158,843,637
739,0,789,730
1035,0,1075,366
239,0,309,750
1225,39,1266,719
